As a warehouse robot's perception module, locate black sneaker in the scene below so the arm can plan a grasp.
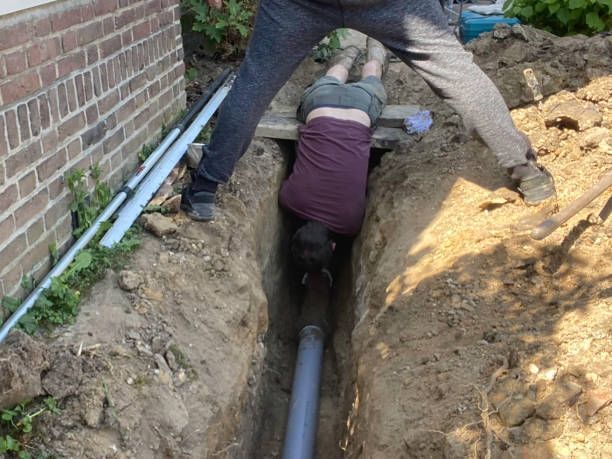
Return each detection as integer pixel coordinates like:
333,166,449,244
512,162,557,206
180,184,216,221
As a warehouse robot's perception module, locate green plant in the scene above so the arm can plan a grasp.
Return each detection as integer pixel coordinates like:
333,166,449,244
504,0,612,35
313,29,349,62
185,67,199,81
182,0,255,55
0,397,60,458
66,165,112,238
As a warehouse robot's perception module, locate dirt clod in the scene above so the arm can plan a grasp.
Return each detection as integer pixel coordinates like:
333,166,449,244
536,379,583,420
499,397,536,427
117,269,143,291
140,212,178,237
41,349,83,399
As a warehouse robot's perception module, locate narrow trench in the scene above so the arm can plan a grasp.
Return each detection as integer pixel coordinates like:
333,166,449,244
245,145,389,458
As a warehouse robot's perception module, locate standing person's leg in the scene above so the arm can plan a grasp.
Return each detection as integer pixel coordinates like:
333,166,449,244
348,0,555,203
184,0,340,219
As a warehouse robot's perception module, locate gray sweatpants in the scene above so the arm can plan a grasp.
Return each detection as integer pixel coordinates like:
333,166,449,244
196,0,531,184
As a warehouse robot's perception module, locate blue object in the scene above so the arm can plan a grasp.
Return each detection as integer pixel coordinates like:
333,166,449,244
459,11,520,43
404,110,433,135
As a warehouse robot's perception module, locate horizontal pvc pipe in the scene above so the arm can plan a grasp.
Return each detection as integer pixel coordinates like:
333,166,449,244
282,325,325,459
100,74,233,248
0,72,231,344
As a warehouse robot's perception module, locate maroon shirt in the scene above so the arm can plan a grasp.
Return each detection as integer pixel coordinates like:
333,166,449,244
279,116,372,236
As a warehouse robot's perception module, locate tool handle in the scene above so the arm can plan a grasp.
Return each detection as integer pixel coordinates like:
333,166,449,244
531,170,612,240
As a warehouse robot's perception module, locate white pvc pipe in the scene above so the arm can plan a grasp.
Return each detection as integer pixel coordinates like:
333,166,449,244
100,77,233,248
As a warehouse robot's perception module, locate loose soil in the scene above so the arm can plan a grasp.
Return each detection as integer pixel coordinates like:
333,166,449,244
1,25,610,459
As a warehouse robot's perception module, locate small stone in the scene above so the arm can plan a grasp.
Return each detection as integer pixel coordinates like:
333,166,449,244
140,213,178,237
165,349,179,372
126,377,134,385
163,194,182,214
117,270,143,292
528,363,540,375
522,418,563,441
538,367,557,382
536,380,582,420
582,389,611,418
499,397,536,427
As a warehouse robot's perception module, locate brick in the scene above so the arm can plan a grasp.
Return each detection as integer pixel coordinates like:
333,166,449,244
74,74,86,107
103,17,116,35
86,45,99,66
0,183,18,211
57,83,69,118
1,263,23,298
99,34,122,59
51,8,83,32
132,21,150,42
27,38,61,67
5,51,27,76
0,115,7,158
42,130,58,153
47,177,64,199
38,94,51,130
149,16,160,33
85,105,99,125
18,171,37,198
6,141,42,178
43,194,71,233
81,4,95,22
147,80,161,98
5,110,19,150
39,63,58,87
37,147,67,182
0,215,15,246
0,234,26,271
95,0,118,15
15,188,49,227
27,99,41,137
146,0,162,15
57,113,85,142
0,24,30,51
84,72,94,101
33,18,52,37
26,217,44,245
106,61,116,88
119,82,130,100
0,70,41,104
103,127,125,154
57,51,86,79
20,232,54,277
65,79,77,112
92,67,102,97
77,21,103,47
104,113,117,131
66,138,81,160
61,31,78,53
134,4,146,20
99,64,109,92
122,30,133,46
17,104,30,143
81,122,107,148
115,7,136,29
129,73,147,93
47,88,60,124
159,10,173,27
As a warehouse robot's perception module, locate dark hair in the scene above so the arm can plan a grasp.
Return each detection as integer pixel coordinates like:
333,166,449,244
291,221,334,273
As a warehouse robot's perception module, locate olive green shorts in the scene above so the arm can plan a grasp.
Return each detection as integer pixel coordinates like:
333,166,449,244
297,75,387,126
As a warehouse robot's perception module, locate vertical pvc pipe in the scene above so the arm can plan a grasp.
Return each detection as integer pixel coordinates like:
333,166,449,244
282,325,325,459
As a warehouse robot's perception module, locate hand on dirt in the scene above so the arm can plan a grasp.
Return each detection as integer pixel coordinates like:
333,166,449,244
207,0,222,8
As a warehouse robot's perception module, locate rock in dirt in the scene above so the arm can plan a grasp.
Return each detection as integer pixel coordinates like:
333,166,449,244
140,213,178,237
117,270,143,292
41,349,83,399
499,397,536,427
580,389,612,418
0,330,49,409
522,418,563,441
536,379,582,420
543,94,602,131
580,127,610,150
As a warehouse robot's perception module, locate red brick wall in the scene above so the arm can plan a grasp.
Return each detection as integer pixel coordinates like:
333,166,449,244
0,0,186,297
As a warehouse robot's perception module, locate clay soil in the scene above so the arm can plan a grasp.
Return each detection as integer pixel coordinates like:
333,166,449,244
1,25,611,459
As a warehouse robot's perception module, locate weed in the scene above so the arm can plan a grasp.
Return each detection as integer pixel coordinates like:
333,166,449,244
0,397,60,458
168,344,190,369
185,67,199,82
66,165,112,238
313,29,349,63
182,0,255,56
138,144,156,163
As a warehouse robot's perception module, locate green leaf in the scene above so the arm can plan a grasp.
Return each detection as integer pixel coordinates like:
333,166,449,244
521,5,534,17
586,11,606,29
557,7,570,24
569,0,586,9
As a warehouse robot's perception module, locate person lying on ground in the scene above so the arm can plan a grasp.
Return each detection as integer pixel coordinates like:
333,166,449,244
280,39,387,277
181,0,556,222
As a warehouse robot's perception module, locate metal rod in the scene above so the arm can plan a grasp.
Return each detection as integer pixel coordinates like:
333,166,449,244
99,74,233,247
282,325,325,459
0,71,232,343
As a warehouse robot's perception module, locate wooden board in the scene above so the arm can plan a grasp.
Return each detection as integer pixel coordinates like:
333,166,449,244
255,104,422,149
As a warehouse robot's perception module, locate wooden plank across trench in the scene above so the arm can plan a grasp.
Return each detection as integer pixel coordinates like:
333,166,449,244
255,104,422,150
